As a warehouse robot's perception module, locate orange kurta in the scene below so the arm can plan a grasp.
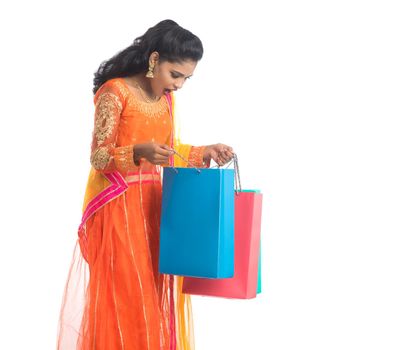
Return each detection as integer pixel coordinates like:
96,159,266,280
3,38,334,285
57,78,207,350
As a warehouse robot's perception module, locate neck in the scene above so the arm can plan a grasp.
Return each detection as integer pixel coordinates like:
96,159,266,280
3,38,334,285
129,73,160,101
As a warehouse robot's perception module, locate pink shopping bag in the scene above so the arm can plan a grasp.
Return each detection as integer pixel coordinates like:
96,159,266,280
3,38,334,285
182,190,263,299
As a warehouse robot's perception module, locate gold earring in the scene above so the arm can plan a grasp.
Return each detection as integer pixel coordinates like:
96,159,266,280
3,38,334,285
146,62,155,78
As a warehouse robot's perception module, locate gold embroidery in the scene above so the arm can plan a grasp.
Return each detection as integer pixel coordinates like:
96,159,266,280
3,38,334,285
112,80,130,101
94,92,122,146
116,79,169,119
114,145,135,171
188,146,206,168
132,98,169,119
91,146,112,170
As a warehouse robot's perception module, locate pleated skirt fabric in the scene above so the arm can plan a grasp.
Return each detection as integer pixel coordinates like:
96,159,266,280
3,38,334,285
57,179,195,349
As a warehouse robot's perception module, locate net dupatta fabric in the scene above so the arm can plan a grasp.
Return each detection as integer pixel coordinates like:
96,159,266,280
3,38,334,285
57,81,204,350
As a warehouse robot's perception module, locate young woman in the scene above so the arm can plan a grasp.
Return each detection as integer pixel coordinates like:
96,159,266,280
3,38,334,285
57,19,234,349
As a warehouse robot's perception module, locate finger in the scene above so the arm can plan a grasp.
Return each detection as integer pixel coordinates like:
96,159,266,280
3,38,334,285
212,154,221,166
162,145,175,156
221,150,231,158
157,155,171,163
157,158,171,166
216,156,225,166
225,150,234,158
219,151,231,162
156,146,173,157
154,159,169,165
210,150,219,161
217,144,227,152
220,158,229,166
160,144,174,152
217,154,227,164
218,144,233,153
217,143,230,150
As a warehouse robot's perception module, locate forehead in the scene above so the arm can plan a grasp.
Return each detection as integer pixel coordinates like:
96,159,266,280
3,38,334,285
162,60,197,75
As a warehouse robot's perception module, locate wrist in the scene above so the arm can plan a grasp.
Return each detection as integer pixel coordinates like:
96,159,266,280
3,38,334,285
133,144,143,166
202,146,212,167
202,145,211,162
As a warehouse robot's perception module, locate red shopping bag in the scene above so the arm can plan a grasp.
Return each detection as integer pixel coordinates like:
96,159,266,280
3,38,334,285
182,190,263,299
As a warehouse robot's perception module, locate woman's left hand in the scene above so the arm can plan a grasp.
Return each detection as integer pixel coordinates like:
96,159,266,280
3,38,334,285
203,143,234,166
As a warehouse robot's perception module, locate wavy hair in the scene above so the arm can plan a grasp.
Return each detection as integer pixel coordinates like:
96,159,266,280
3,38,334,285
93,19,204,94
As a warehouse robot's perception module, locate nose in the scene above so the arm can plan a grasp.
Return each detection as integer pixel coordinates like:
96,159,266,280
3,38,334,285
173,79,185,90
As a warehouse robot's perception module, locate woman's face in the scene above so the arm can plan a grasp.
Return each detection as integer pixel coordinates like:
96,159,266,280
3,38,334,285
150,55,198,97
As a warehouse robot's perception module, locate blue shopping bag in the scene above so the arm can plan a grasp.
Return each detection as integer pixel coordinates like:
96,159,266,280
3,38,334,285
159,167,235,278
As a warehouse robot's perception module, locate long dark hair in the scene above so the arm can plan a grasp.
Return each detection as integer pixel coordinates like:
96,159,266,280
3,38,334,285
93,19,204,94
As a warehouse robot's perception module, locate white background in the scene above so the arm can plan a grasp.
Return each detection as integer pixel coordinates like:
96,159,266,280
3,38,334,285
1,0,398,349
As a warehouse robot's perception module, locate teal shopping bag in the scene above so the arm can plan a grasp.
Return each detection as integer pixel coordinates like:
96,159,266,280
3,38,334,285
159,167,235,278
257,241,262,294
241,190,262,294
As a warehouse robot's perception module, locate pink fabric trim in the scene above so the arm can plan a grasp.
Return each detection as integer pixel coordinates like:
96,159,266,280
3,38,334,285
78,171,128,232
126,171,156,176
165,94,177,350
169,275,176,350
127,179,161,185
165,93,175,167
80,95,177,347
78,168,164,236
81,93,173,232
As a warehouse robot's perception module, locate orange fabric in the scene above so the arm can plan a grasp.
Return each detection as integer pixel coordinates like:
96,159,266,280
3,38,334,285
57,78,207,349
81,182,170,349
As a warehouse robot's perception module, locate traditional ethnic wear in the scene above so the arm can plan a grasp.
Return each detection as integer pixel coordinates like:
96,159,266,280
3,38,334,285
57,78,207,350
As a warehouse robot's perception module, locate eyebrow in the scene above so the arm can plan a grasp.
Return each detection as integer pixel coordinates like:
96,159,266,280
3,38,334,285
172,70,193,79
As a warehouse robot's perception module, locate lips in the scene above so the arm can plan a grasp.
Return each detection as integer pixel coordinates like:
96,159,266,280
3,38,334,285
164,88,176,94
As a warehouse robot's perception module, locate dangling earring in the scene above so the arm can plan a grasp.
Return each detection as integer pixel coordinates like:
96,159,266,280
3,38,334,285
146,62,155,78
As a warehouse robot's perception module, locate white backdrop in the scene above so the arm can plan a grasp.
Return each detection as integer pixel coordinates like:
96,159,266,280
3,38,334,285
1,0,398,349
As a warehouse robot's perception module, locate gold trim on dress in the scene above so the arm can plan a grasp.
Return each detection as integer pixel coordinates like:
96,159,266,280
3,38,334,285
126,174,161,184
114,79,169,119
94,92,122,145
90,146,112,170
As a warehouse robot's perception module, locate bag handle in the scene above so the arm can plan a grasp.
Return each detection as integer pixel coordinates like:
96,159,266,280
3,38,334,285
170,149,201,173
212,153,242,194
170,149,242,194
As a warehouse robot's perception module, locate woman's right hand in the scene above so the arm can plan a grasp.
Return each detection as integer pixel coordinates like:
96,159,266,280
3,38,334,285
133,143,174,165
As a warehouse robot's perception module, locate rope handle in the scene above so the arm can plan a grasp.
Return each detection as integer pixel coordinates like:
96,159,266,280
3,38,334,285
170,149,201,173
170,149,242,193
211,153,242,194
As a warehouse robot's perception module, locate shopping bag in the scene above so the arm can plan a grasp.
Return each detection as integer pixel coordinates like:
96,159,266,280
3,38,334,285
159,166,235,278
257,239,262,294
182,189,263,299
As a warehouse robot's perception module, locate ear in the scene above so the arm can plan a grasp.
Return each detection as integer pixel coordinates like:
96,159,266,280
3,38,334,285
149,51,160,65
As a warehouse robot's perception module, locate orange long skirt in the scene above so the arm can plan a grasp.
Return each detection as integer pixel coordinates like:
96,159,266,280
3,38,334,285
57,180,195,349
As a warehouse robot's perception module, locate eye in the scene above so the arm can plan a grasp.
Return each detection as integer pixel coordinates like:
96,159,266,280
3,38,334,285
171,72,192,80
